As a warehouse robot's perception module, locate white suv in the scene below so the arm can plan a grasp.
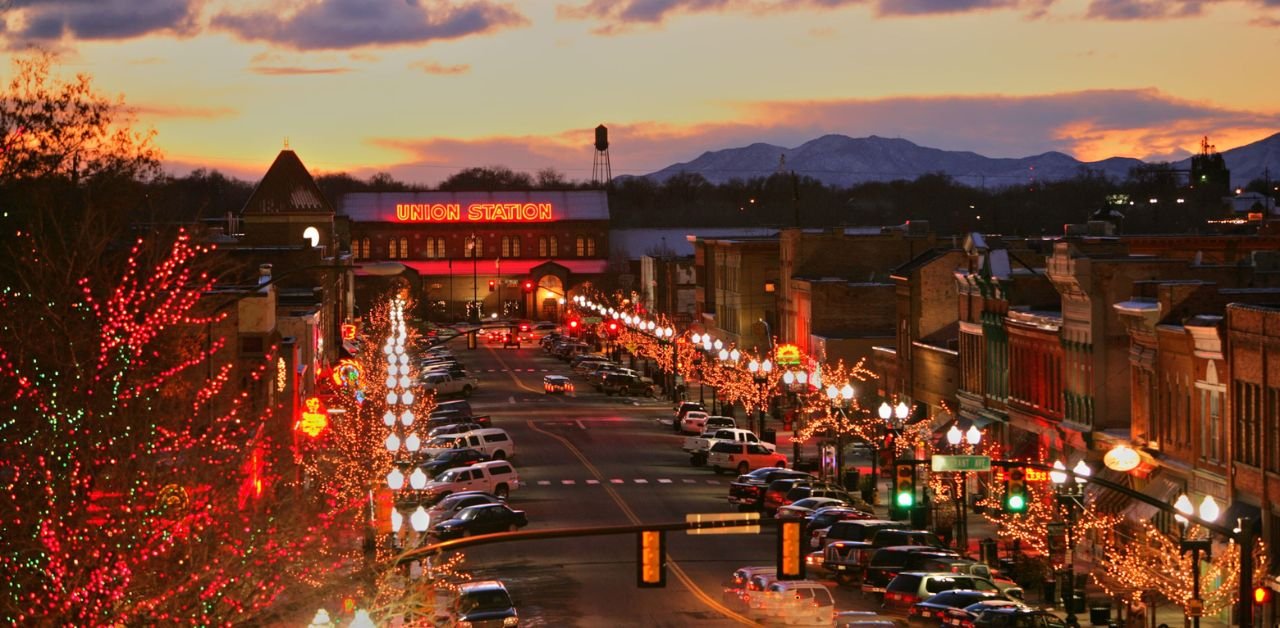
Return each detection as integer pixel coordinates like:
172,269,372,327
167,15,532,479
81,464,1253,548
424,460,521,501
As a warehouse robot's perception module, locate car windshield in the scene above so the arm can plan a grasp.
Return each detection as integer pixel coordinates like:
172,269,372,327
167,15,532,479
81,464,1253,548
458,589,513,613
437,470,460,482
427,437,456,449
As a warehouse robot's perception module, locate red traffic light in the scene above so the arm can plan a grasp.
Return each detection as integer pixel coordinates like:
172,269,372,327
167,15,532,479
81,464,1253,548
1255,586,1271,605
608,322,618,332
487,280,496,292
523,280,534,292
569,320,579,328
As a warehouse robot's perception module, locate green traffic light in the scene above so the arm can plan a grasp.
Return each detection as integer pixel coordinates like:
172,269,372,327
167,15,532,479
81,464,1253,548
1007,494,1026,512
896,492,914,508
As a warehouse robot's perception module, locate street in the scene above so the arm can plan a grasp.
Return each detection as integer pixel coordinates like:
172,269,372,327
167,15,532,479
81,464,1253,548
420,335,883,626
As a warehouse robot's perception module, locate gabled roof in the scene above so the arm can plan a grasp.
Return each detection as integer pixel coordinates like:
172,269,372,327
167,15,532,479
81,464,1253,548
241,150,332,216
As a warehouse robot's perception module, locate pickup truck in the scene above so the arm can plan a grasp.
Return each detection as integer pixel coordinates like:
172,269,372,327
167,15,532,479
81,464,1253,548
728,468,813,511
683,428,774,466
418,371,479,398
422,460,521,501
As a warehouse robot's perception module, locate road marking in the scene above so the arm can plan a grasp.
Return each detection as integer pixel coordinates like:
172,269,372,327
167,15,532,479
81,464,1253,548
634,479,648,484
706,480,720,484
682,479,697,484
657,478,672,484
610,479,624,484
508,395,516,404
561,480,576,485
537,480,551,486
525,419,759,626
575,419,586,430
586,479,599,485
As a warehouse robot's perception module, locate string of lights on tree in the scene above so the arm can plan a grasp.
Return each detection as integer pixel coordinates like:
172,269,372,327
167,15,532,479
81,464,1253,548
0,231,349,623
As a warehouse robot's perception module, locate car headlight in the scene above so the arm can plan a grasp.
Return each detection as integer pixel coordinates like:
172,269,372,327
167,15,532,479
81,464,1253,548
458,622,472,628
503,615,519,626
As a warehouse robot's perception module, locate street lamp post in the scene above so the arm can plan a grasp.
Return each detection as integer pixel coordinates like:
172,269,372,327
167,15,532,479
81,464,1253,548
1050,459,1091,627
946,424,982,554
825,383,854,487
748,357,773,437
468,234,479,323
1175,494,1220,628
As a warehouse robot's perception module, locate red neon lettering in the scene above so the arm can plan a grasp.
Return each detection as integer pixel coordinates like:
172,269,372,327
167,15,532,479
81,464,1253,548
394,202,554,222
395,203,461,221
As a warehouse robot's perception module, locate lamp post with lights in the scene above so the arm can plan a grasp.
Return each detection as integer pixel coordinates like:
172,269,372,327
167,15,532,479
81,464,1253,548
1049,459,1091,627
946,424,983,554
825,382,855,487
747,357,774,437
1175,493,1220,628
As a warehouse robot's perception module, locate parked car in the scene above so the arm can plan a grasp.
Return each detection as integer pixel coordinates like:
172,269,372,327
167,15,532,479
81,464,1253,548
440,427,516,460
707,441,788,475
836,611,903,628
417,448,489,477
679,410,711,434
922,557,1023,600
776,497,850,519
424,490,505,529
423,460,521,502
722,565,777,612
601,372,656,397
502,332,521,348
864,545,959,594
941,601,1063,627
882,572,1002,611
428,421,484,439
543,375,574,394
431,502,528,539
819,520,910,585
727,468,812,511
442,580,518,628
762,478,815,516
781,482,855,512
803,506,875,542
907,590,1008,627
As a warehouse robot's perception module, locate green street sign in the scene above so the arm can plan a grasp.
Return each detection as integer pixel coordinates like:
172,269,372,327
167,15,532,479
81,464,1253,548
930,455,991,472
582,316,602,324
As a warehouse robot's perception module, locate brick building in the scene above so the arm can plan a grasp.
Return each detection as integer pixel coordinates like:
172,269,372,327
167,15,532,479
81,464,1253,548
690,235,780,350
340,191,611,322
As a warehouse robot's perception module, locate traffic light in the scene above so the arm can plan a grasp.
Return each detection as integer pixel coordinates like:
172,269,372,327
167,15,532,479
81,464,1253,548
637,529,665,587
1254,586,1271,606
1005,467,1028,514
777,519,804,580
523,280,534,292
487,280,496,292
608,320,619,335
894,463,915,509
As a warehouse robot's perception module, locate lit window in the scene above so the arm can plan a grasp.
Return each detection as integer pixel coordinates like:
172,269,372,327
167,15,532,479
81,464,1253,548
576,236,585,257
549,235,558,257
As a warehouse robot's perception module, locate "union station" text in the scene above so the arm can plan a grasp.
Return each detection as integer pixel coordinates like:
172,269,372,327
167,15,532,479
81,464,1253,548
394,203,554,223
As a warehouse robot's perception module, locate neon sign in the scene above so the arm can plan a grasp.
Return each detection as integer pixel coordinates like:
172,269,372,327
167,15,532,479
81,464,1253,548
332,358,362,389
297,396,328,437
775,344,802,366
394,202,554,223
341,323,357,340
276,357,288,393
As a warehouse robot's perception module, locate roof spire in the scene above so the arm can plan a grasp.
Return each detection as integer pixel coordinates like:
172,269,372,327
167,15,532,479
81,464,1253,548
283,136,290,149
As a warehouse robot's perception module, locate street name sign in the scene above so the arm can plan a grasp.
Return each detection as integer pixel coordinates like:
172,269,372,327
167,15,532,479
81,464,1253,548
931,455,991,472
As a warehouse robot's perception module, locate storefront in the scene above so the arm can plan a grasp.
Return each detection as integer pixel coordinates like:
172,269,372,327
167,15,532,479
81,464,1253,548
340,191,611,321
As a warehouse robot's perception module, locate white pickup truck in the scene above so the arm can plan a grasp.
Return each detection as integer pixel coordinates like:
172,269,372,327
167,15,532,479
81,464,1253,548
683,428,775,467
423,460,521,501
418,371,479,398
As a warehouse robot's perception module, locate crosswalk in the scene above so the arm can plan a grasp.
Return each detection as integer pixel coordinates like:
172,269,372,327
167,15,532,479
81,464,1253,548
485,368,555,373
530,477,725,486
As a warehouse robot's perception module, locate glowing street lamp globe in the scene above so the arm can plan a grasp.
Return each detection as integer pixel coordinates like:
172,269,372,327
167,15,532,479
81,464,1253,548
840,383,854,400
879,402,892,421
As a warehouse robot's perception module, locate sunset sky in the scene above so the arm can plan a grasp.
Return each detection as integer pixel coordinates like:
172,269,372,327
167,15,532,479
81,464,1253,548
4,0,1280,185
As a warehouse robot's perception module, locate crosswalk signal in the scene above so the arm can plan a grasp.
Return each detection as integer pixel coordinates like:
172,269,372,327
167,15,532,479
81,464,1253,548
1005,467,1028,514
894,464,915,509
1254,586,1271,606
637,530,665,587
777,518,804,580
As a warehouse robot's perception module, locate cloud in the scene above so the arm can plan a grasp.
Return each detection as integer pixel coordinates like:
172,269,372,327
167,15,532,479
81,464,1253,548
2,0,200,44
131,104,238,120
353,89,1280,185
410,60,471,75
250,65,352,75
556,0,1051,30
211,0,529,50
1085,0,1204,20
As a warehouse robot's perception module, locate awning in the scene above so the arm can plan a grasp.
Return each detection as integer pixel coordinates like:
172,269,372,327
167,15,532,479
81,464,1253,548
1120,472,1183,523
1086,467,1133,514
394,259,609,276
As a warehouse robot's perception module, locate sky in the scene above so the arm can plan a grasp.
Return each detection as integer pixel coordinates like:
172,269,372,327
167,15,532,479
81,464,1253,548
4,0,1280,186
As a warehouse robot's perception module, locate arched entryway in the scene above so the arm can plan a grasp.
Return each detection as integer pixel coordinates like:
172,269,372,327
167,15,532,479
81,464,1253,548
534,274,564,321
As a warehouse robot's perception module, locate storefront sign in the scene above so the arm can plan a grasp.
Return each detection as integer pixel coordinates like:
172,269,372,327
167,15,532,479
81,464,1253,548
341,323,357,340
775,344,802,366
395,202,554,223
297,396,329,437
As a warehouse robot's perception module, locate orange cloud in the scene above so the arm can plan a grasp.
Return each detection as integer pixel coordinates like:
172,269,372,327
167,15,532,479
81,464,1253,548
409,60,471,75
250,66,351,75
131,104,238,120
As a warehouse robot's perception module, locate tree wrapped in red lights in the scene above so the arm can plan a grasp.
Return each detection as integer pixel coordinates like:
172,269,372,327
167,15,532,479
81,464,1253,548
0,230,359,623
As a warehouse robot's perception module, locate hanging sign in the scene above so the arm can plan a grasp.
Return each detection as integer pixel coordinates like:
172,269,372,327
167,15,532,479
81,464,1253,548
297,396,329,437
331,358,362,389
341,323,358,340
775,344,802,366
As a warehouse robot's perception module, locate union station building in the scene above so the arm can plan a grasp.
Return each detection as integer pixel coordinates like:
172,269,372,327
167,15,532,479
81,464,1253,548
338,191,611,322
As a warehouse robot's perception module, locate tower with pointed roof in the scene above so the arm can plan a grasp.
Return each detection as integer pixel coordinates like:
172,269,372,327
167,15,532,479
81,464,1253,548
239,149,336,251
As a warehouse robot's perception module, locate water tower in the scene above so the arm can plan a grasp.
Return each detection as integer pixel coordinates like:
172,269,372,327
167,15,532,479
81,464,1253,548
592,124,612,187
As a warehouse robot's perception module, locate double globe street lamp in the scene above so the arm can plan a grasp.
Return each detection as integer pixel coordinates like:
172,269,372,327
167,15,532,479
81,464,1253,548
825,383,855,487
945,424,983,554
747,357,774,436
1049,459,1092,627
1174,493,1220,628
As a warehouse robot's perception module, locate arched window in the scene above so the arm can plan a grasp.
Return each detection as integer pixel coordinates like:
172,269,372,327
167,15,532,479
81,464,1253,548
399,237,409,259
435,237,446,258
539,237,548,257
387,238,397,259
575,236,585,257
355,238,370,259
586,237,596,256
465,236,482,258
549,235,558,257
426,237,447,259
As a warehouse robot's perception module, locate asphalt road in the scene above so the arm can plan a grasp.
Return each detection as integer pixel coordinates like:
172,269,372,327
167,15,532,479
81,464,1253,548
430,336,885,626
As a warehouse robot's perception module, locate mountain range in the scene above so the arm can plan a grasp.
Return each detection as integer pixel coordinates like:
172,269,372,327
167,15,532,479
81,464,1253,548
642,132,1280,189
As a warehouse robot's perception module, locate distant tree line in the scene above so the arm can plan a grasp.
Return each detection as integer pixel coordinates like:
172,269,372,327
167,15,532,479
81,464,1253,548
152,162,1268,237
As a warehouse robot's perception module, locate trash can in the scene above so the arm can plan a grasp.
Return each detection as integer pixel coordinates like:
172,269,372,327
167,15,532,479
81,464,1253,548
762,428,776,445
979,538,999,567
1088,604,1111,626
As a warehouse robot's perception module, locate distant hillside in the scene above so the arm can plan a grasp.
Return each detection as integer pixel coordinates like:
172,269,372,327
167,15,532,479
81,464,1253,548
641,133,1280,189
